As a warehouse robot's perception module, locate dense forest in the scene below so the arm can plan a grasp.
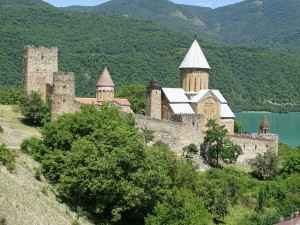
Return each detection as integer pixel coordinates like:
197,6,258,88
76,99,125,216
66,0,300,49
1,0,300,111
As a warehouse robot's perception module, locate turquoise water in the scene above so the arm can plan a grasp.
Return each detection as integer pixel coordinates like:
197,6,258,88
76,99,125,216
236,112,300,147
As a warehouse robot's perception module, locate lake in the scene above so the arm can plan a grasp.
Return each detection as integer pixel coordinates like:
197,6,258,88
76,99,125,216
236,112,300,147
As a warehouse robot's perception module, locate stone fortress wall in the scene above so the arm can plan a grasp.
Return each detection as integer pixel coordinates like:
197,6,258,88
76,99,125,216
135,114,205,154
24,46,79,119
229,133,279,164
136,114,279,164
50,72,80,120
24,45,279,165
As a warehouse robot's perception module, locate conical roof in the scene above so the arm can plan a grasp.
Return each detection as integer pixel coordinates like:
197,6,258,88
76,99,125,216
179,40,211,69
260,116,270,130
97,67,115,87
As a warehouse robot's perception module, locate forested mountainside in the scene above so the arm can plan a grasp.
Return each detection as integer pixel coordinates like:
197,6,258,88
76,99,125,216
65,0,300,49
1,0,300,111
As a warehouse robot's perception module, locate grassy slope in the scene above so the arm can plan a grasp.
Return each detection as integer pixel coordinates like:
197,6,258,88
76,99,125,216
0,105,93,225
0,105,40,148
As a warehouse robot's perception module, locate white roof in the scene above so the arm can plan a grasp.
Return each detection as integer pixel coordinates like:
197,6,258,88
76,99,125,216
179,40,211,69
170,104,195,115
211,90,227,104
221,104,235,118
162,88,190,103
191,89,227,104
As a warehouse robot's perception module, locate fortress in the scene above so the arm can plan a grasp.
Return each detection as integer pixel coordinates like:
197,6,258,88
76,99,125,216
23,40,278,164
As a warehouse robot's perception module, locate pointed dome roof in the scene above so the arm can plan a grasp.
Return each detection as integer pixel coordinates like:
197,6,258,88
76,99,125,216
179,40,211,69
97,67,115,87
260,116,270,130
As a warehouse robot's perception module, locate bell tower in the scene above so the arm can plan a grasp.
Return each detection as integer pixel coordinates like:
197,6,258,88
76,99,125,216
96,67,115,102
179,40,211,92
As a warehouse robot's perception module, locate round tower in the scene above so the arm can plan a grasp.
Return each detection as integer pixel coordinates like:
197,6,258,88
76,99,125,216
259,116,270,134
179,40,211,92
96,67,115,102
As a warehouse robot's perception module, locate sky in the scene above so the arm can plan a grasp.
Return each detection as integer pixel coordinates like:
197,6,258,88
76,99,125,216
44,0,243,8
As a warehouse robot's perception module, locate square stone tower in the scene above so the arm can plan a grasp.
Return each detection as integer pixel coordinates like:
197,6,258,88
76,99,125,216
24,46,58,101
51,72,79,120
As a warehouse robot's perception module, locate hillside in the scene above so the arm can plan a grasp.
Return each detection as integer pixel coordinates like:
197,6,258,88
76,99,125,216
67,0,300,49
0,105,92,225
1,0,300,111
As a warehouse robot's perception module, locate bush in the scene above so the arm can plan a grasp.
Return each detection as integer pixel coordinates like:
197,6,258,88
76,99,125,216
251,150,279,180
0,218,7,225
0,125,3,133
21,137,47,161
20,91,50,127
145,188,212,225
0,144,16,172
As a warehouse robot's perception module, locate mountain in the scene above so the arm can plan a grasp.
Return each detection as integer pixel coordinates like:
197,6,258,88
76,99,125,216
211,0,300,48
63,0,216,40
64,0,300,49
1,0,300,111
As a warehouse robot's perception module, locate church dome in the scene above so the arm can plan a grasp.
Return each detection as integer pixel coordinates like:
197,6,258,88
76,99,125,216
96,67,115,87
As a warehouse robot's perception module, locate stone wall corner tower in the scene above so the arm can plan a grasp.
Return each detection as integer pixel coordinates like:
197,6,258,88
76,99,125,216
146,80,162,120
179,40,210,92
23,46,58,101
96,67,115,102
51,72,77,120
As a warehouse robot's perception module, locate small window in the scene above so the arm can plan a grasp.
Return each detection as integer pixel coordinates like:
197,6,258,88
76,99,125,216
63,85,67,89
41,54,44,60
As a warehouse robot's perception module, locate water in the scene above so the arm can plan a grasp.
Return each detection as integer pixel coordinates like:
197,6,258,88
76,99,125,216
236,112,300,147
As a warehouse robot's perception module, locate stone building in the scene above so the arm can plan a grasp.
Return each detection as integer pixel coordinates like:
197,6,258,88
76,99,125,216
139,40,279,164
23,46,132,119
146,40,235,134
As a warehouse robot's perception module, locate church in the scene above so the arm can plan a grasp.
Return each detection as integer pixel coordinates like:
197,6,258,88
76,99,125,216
146,40,235,134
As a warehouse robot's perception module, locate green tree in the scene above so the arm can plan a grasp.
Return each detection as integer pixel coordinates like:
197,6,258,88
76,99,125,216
117,84,146,113
251,150,279,180
200,120,242,167
145,188,213,225
234,121,243,134
20,92,50,126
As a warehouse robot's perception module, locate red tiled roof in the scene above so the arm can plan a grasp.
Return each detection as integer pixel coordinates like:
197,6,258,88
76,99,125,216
75,98,98,105
112,98,131,106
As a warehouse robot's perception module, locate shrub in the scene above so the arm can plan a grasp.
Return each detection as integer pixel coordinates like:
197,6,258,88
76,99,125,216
21,137,47,161
142,128,154,144
0,144,16,172
183,144,199,160
20,91,50,127
0,218,7,225
251,150,279,180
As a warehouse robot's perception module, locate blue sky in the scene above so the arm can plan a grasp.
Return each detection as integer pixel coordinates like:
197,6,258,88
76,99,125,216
44,0,243,8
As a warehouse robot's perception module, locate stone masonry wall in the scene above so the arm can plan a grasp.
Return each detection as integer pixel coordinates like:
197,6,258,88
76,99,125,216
51,72,80,120
24,46,58,101
135,114,204,154
229,134,279,165
136,115,279,165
